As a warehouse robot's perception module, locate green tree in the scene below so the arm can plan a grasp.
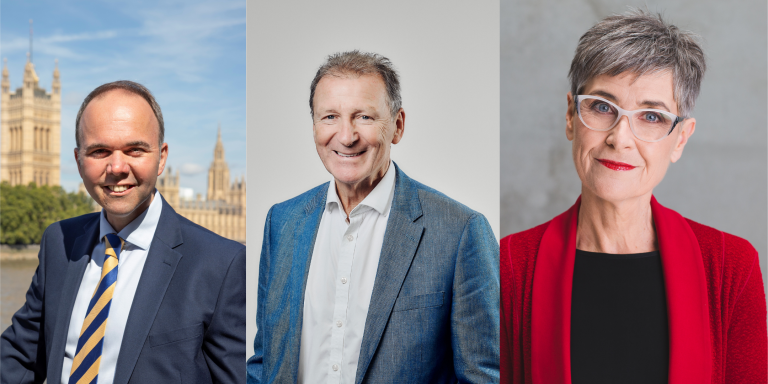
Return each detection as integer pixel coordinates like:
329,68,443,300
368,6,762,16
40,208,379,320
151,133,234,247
1,182,94,244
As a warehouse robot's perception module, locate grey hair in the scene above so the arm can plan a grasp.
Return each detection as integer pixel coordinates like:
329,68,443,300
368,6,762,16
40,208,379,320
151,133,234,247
568,9,706,118
309,50,402,118
76,80,164,148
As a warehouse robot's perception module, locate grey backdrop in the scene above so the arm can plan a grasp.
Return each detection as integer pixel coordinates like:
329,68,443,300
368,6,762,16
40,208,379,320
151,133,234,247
247,0,500,358
501,0,767,282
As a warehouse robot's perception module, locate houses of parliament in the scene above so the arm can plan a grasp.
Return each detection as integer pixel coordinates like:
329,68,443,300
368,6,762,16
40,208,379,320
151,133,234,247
1,56,246,243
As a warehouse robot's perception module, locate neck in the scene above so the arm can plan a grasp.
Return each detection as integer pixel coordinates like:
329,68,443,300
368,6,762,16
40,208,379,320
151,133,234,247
335,162,390,218
576,187,657,254
105,193,153,232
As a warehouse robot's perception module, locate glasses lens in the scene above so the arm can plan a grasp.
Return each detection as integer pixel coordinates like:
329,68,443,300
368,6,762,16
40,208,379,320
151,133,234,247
631,110,674,141
579,97,618,131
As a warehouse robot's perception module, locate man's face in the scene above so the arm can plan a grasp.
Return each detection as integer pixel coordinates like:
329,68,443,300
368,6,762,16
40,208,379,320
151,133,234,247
312,73,404,192
75,89,168,230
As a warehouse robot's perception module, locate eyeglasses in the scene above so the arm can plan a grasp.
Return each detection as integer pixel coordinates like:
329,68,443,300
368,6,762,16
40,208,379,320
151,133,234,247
576,95,682,143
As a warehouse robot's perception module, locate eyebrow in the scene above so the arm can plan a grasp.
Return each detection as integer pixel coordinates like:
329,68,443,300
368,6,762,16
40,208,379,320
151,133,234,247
84,141,152,152
588,90,672,112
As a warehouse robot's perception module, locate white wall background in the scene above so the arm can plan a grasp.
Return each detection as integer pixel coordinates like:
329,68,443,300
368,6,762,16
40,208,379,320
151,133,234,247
247,0,500,358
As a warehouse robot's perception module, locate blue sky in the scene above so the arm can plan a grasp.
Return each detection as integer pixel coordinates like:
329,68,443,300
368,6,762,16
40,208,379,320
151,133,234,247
1,0,246,196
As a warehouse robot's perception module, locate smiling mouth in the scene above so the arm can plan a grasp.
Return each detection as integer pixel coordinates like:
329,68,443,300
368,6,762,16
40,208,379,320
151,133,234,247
104,185,135,194
334,150,365,158
596,159,636,171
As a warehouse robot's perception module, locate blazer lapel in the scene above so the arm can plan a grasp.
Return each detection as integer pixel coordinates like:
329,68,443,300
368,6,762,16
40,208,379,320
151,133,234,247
531,197,580,384
651,196,711,383
112,200,184,384
530,196,712,384
47,216,101,382
284,184,327,380
355,166,425,384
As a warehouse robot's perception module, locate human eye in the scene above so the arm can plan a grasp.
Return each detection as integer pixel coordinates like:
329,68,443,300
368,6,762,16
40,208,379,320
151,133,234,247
640,111,666,124
88,148,109,158
591,101,614,114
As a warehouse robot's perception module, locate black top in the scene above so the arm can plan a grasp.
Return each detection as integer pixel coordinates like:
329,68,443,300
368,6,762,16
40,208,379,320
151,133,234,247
571,249,669,384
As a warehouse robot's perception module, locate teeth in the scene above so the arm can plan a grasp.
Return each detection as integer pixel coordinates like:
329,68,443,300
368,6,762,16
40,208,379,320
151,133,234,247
337,152,360,157
110,185,129,192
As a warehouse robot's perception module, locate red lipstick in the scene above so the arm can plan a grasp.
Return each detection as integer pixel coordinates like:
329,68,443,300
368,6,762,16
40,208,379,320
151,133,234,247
597,159,636,171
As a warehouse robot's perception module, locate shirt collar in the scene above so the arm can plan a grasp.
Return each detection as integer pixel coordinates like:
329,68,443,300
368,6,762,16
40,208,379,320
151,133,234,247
99,189,163,250
326,160,396,217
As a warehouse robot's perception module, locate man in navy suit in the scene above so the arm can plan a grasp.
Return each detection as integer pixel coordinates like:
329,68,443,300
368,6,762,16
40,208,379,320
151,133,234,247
247,51,499,383
1,80,245,384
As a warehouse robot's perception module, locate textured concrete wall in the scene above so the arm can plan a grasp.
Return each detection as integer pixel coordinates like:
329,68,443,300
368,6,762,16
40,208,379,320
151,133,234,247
501,0,767,278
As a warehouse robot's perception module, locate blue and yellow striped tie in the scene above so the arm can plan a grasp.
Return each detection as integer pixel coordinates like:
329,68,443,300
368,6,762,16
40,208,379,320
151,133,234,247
69,233,124,384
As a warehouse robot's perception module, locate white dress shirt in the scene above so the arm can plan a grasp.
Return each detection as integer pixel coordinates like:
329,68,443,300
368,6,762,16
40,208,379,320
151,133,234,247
61,190,162,384
298,162,396,384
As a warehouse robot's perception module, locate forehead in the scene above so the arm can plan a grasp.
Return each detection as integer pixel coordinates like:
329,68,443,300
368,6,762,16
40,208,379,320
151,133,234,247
80,90,159,142
583,71,677,111
314,73,388,108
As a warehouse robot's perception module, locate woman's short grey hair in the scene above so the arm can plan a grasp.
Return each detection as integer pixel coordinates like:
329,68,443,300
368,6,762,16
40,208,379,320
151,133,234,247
309,50,402,118
568,9,706,118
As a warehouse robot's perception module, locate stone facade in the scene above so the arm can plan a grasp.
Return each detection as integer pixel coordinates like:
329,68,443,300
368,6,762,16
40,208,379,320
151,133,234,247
157,128,246,243
1,56,61,186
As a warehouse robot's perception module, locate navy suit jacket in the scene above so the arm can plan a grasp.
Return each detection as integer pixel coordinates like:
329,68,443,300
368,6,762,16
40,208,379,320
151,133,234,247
1,196,246,384
247,165,500,383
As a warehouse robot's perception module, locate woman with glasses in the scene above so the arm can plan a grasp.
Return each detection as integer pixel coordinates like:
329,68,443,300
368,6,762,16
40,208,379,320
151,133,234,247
500,10,766,384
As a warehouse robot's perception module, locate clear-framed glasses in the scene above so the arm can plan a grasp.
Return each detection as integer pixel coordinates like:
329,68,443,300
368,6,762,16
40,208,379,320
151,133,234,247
576,95,682,143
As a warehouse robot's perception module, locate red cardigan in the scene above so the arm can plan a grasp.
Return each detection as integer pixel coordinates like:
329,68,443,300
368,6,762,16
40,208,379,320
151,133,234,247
501,196,767,384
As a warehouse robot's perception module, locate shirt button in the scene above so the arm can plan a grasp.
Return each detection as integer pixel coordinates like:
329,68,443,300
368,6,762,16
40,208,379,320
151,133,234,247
336,321,343,327
341,277,348,284
346,234,354,242
332,364,339,371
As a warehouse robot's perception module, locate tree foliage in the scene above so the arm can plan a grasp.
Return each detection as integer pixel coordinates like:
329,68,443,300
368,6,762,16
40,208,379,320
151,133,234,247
1,182,95,245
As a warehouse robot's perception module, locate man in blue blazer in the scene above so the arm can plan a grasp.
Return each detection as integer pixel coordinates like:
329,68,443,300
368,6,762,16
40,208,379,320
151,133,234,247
1,81,245,384
247,51,499,383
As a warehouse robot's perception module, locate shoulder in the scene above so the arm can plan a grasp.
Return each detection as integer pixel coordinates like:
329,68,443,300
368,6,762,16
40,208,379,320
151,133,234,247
410,178,478,219
43,211,100,242
267,182,329,222
685,218,758,285
685,218,757,267
501,221,550,261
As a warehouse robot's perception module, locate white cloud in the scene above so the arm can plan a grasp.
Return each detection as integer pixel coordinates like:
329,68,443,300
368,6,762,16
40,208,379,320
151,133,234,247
179,163,206,175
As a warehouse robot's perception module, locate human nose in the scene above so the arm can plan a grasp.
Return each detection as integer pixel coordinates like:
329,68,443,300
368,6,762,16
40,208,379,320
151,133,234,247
337,117,358,147
107,151,130,175
605,114,636,148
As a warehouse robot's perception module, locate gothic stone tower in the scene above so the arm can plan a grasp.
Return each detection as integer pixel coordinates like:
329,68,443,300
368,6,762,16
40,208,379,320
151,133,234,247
1,56,61,186
207,126,230,201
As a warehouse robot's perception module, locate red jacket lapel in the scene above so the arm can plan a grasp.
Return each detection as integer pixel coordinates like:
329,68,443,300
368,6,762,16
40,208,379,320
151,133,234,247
530,196,712,384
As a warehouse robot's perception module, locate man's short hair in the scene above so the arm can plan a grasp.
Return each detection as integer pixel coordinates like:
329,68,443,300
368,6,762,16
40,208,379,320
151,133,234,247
75,80,164,148
309,50,402,118
568,9,706,118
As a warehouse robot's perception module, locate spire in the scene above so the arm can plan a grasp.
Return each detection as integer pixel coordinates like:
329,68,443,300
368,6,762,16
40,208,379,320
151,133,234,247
53,59,59,78
2,58,9,93
214,123,225,160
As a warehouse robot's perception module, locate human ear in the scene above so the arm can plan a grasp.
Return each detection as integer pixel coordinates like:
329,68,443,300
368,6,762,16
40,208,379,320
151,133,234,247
565,92,575,141
391,108,405,144
670,118,695,163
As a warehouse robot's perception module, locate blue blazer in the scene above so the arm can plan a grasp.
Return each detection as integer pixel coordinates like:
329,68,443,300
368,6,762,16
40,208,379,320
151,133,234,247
247,165,500,383
1,196,246,384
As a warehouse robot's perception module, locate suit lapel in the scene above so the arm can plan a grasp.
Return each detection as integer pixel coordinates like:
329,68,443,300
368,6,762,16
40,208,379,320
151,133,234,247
47,216,101,382
284,184,327,381
112,199,184,384
355,166,424,384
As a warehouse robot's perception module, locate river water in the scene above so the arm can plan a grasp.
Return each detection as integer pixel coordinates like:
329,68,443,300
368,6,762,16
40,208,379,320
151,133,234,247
1,258,39,331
